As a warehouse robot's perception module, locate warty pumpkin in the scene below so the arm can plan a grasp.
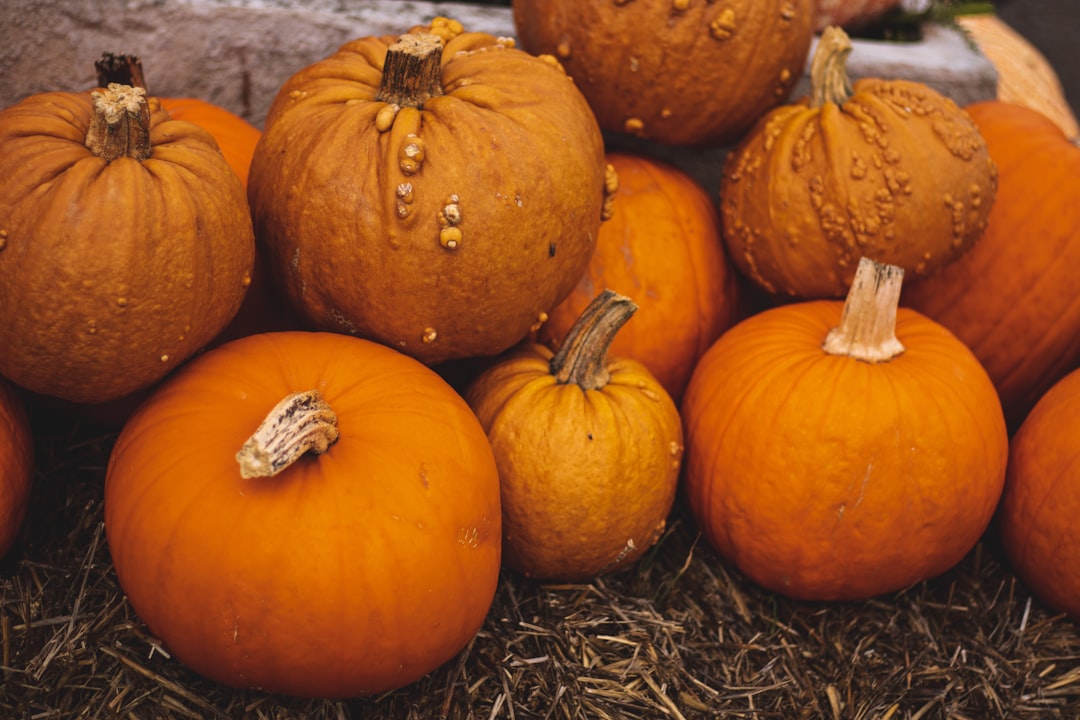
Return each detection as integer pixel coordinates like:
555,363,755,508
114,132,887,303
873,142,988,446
681,257,1007,601
0,83,255,404
720,26,998,299
104,331,501,698
247,17,609,365
0,378,32,560
901,101,1080,431
511,0,814,147
998,367,1080,621
467,290,683,582
539,151,744,402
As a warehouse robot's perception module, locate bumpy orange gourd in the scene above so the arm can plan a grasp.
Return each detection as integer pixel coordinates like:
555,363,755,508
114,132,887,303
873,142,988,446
248,18,608,365
721,26,998,299
681,258,1007,601
0,378,32,559
998,368,1080,621
105,331,502,698
467,291,683,582
902,101,1080,431
511,0,814,147
539,152,743,402
0,84,254,404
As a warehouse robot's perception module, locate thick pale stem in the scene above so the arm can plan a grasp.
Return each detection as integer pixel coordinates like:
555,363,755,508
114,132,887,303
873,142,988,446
236,390,340,479
810,26,854,109
85,83,152,161
550,289,637,390
375,32,445,109
822,257,906,363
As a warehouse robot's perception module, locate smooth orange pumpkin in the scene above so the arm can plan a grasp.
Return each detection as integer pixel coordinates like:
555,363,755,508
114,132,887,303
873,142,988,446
0,378,32,559
901,101,1080,431
998,367,1080,621
0,84,254,404
538,152,744,402
104,331,501,697
467,290,682,582
681,258,1007,601
720,26,998,299
511,0,814,147
248,18,608,365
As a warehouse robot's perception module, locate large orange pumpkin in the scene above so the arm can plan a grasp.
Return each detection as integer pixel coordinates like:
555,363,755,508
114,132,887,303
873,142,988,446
0,83,254,404
902,101,1080,430
0,378,32,559
681,258,1008,601
248,18,608,364
104,331,502,697
538,152,744,402
511,0,814,147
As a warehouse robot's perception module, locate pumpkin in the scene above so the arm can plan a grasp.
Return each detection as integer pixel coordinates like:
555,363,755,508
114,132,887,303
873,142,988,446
510,0,814,147
95,52,262,188
0,83,254,404
720,26,998,299
813,0,901,31
681,257,1007,601
957,14,1079,140
538,152,744,402
248,17,609,365
901,101,1080,431
0,377,32,559
104,331,501,697
998,367,1080,621
466,290,682,582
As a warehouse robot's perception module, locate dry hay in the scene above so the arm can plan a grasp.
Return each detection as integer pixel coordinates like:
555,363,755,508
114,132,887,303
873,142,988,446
2,411,1079,720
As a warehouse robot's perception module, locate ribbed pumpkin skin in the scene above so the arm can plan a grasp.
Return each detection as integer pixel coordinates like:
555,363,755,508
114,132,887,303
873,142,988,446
902,102,1080,430
511,0,814,147
0,378,32,559
539,152,743,402
0,91,254,404
248,25,607,365
721,79,998,299
681,302,1008,601
998,368,1080,620
105,331,502,698
160,98,262,188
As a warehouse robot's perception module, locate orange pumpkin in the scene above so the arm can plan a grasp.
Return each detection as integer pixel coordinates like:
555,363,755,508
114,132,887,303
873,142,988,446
0,84,254,404
248,18,609,365
105,331,501,697
511,0,814,147
681,257,1007,601
998,367,1080,621
467,290,682,582
902,101,1080,430
0,378,32,559
720,26,998,299
539,152,744,402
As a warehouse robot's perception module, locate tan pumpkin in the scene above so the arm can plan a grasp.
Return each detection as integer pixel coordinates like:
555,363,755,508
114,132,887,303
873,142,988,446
248,18,609,365
511,0,815,147
0,84,254,404
720,26,998,299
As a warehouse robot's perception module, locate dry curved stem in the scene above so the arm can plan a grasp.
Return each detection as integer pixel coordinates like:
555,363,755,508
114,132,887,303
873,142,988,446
550,289,637,390
85,83,152,162
810,26,855,109
376,32,445,109
236,389,340,479
823,257,906,363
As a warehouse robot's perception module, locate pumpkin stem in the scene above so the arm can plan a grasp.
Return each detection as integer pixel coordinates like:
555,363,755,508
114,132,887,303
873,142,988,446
236,389,340,479
375,32,445,109
810,26,855,109
550,289,637,390
85,83,152,162
823,257,906,363
94,52,147,89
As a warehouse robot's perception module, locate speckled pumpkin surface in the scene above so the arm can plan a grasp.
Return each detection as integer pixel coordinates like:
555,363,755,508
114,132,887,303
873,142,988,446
248,19,608,365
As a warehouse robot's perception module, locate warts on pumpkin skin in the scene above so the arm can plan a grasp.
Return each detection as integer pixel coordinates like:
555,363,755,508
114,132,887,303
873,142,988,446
438,195,463,250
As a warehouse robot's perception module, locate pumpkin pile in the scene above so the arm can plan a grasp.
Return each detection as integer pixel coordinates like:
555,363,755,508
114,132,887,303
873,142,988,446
3,3,1080,705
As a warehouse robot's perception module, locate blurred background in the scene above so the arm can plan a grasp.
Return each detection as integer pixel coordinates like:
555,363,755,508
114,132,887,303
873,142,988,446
997,0,1079,115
